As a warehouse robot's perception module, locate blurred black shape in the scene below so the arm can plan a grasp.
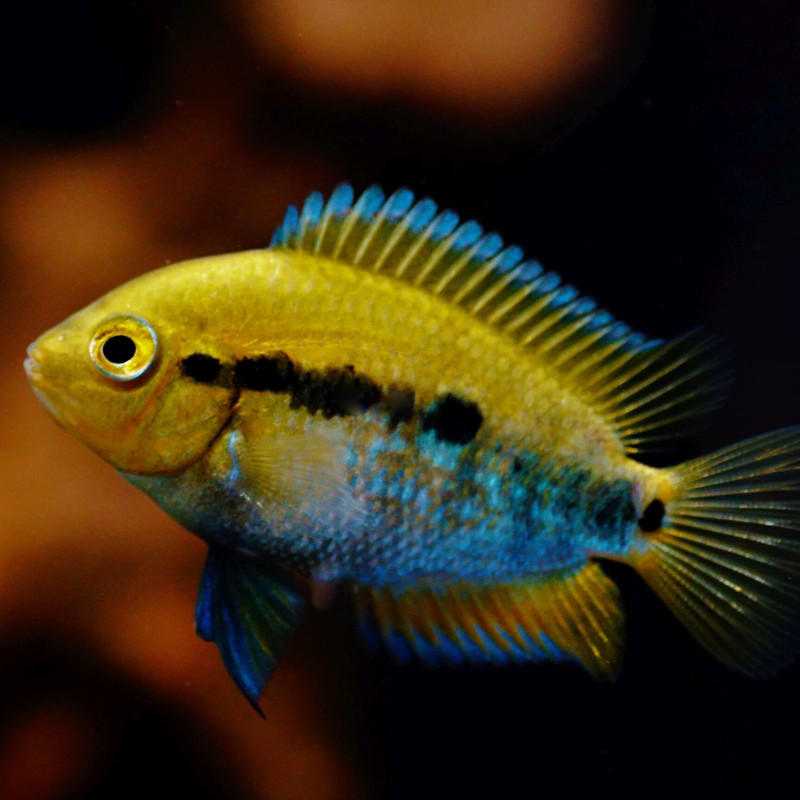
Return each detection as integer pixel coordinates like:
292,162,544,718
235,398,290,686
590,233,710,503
0,635,237,800
0,0,179,130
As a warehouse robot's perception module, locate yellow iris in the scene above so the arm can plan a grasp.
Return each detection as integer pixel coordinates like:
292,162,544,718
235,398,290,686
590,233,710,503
89,314,159,381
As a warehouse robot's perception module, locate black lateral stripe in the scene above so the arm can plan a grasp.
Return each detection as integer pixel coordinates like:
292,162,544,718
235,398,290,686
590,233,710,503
234,352,383,420
290,364,381,418
181,353,224,384
385,387,415,429
234,354,295,392
421,393,483,444
228,352,484,446
322,364,381,418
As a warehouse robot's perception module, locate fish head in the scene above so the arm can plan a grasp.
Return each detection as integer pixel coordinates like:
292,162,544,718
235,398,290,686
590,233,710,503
25,275,237,476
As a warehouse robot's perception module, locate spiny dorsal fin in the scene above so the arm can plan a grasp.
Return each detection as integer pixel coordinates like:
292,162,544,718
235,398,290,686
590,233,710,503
352,561,624,678
271,185,729,454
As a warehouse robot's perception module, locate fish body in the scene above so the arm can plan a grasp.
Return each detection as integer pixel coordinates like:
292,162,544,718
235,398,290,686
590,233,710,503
113,250,641,586
25,184,800,709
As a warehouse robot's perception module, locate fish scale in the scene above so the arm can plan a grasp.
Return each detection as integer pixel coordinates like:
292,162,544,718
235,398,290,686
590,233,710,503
136,394,605,585
25,182,800,711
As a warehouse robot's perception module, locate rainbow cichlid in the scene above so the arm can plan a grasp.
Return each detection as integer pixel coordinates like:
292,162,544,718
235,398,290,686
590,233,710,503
25,184,800,710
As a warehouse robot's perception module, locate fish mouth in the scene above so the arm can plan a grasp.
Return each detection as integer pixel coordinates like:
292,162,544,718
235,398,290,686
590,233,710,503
24,342,61,417
24,342,45,386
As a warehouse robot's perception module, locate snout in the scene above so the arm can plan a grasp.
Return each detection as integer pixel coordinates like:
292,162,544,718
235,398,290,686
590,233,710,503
24,341,44,385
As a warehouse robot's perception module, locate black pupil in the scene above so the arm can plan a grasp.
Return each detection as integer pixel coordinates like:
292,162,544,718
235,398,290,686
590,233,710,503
103,335,136,364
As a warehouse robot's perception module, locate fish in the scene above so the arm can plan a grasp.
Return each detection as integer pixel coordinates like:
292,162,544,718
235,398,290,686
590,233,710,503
24,183,800,711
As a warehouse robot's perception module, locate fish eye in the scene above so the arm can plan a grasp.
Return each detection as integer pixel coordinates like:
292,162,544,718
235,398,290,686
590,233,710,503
90,314,158,381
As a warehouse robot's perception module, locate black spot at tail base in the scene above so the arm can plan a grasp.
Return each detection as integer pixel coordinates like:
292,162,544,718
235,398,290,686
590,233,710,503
639,499,665,532
422,393,483,445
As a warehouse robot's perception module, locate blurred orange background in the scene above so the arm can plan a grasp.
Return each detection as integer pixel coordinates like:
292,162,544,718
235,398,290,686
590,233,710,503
2,2,800,799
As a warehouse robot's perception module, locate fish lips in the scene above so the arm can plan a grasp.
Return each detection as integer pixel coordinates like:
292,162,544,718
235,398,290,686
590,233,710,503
24,341,43,380
24,341,48,392
25,343,58,416
24,339,78,421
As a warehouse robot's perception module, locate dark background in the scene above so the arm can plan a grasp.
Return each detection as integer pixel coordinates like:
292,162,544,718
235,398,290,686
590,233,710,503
1,1,799,798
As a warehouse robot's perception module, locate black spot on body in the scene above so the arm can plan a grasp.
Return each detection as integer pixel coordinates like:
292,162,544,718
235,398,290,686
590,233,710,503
181,353,222,384
639,498,665,532
234,353,295,391
422,393,483,445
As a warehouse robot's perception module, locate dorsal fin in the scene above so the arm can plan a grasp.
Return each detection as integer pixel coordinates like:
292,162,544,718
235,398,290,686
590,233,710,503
271,184,730,453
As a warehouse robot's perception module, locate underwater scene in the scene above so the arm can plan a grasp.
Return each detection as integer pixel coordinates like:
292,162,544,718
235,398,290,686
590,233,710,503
2,2,800,798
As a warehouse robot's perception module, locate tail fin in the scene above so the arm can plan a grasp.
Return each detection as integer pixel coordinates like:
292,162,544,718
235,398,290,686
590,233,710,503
631,427,800,676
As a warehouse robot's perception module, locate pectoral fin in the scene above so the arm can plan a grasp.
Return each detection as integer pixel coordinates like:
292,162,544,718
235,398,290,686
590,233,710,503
234,427,373,533
352,562,624,678
195,545,305,712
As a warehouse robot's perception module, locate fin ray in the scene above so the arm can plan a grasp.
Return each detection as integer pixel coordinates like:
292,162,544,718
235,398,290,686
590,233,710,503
352,562,624,677
195,546,305,711
235,426,373,533
273,184,730,453
632,427,800,675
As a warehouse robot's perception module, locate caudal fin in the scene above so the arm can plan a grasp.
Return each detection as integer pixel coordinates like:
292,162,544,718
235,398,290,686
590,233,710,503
632,426,800,675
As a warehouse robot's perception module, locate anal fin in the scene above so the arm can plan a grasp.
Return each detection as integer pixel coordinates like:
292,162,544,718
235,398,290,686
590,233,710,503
353,562,624,678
